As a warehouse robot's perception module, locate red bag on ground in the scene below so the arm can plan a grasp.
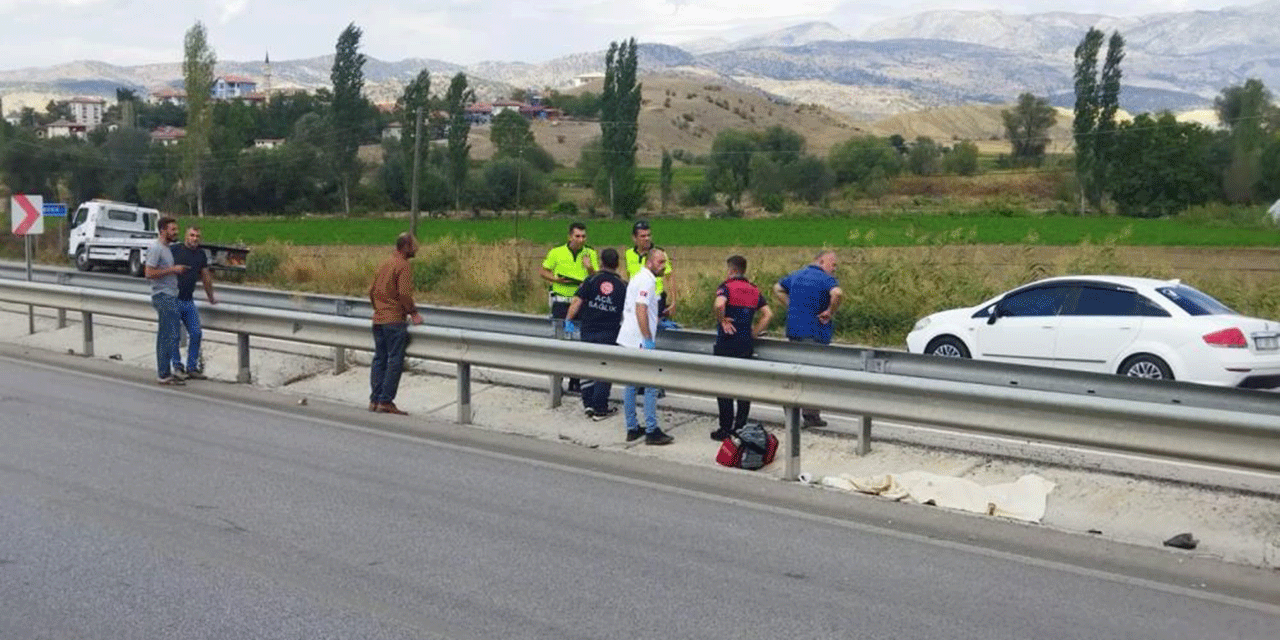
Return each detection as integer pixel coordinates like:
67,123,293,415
715,423,778,470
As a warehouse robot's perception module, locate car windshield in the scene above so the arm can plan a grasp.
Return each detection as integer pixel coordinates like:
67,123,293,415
1156,285,1237,316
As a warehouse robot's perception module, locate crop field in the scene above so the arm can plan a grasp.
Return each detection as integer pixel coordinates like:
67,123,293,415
192,214,1280,249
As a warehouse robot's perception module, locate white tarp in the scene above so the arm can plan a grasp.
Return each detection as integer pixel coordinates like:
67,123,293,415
813,471,1056,523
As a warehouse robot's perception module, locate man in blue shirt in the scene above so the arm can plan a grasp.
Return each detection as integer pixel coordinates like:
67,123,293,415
774,250,843,427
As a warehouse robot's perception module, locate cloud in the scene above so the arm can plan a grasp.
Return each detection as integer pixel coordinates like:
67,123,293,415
218,0,249,24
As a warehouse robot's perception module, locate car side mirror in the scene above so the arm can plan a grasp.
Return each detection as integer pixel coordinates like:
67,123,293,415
987,305,1004,325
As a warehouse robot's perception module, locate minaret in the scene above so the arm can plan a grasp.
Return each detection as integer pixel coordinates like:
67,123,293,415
263,51,272,102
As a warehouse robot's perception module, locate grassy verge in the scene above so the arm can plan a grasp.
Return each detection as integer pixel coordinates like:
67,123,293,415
191,213,1280,249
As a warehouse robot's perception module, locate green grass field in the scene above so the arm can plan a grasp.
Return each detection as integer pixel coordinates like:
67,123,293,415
193,213,1280,249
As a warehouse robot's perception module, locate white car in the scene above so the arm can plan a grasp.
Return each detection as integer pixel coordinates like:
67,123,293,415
906,276,1280,389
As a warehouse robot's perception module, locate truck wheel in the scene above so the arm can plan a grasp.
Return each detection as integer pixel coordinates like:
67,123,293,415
128,250,144,277
75,247,93,272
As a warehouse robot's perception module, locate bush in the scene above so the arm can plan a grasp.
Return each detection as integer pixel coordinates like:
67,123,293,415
680,181,716,207
759,191,785,213
548,201,579,215
246,241,287,282
412,241,461,291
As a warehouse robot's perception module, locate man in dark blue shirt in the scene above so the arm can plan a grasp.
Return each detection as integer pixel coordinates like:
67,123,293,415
566,248,627,420
170,225,217,379
774,250,842,427
711,255,772,440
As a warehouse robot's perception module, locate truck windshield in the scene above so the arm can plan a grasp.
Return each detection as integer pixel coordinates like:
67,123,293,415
71,207,88,228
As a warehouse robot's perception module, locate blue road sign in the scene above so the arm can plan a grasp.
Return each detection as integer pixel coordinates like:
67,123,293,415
43,203,67,217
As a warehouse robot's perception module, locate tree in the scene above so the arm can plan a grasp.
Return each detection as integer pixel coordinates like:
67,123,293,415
183,21,215,216
1002,93,1056,167
749,153,786,212
785,155,835,205
444,72,475,211
1092,31,1125,207
1257,135,1280,201
944,141,980,176
753,125,805,165
1109,113,1220,218
1215,79,1276,203
1073,27,1104,211
330,22,368,215
706,129,756,214
599,38,644,217
491,110,535,158
659,149,673,213
397,69,431,221
828,136,902,186
907,136,942,175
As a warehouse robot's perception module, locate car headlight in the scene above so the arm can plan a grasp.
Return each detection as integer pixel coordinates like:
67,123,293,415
912,317,931,332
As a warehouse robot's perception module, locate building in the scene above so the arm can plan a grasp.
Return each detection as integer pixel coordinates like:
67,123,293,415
67,97,106,126
382,122,403,141
253,138,284,149
213,75,258,100
149,87,187,107
571,72,605,88
41,119,86,139
150,126,186,146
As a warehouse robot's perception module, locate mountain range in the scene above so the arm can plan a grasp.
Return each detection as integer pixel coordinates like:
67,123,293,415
1,1,1278,122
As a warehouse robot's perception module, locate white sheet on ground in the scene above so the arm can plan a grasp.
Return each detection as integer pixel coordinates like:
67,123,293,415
818,471,1055,523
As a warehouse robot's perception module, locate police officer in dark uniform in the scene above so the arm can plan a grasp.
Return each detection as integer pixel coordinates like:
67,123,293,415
566,248,626,420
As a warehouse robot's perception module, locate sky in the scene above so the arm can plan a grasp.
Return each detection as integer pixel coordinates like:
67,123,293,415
0,0,1256,71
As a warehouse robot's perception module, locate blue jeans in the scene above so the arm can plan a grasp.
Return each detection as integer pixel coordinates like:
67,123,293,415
370,322,409,405
170,299,203,372
624,385,658,433
151,293,180,379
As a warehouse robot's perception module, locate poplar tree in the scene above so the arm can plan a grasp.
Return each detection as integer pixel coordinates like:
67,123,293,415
444,72,475,212
183,21,215,217
659,149,673,213
1073,28,1104,213
330,23,367,215
599,38,644,218
1092,32,1125,209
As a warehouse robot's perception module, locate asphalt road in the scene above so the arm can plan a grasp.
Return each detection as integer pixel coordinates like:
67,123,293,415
2,357,1277,640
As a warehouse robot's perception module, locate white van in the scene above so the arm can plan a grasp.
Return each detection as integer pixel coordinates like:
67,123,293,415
67,200,248,276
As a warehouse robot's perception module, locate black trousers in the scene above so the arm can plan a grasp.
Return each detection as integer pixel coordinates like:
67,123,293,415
551,300,580,391
714,343,752,431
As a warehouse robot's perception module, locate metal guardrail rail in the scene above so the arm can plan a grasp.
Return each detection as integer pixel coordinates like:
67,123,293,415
3,279,1280,480
4,261,1278,418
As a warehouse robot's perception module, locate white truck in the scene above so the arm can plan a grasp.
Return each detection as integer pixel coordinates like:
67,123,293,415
67,200,249,276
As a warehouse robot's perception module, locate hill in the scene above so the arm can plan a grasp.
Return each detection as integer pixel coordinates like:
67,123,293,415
468,74,867,166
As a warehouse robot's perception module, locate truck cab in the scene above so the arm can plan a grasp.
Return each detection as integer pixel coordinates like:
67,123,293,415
68,200,160,276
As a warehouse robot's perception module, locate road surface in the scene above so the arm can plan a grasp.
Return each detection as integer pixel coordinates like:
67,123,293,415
2,356,1276,639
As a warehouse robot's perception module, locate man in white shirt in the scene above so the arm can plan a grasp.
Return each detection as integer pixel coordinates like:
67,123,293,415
615,249,674,445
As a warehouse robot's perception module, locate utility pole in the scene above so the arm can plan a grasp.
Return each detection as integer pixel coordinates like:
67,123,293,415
410,105,423,237
514,145,523,238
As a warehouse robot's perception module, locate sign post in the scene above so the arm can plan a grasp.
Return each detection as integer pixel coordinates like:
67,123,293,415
11,194,44,334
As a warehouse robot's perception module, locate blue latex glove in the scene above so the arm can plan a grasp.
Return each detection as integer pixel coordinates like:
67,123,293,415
642,337,656,350
563,319,578,334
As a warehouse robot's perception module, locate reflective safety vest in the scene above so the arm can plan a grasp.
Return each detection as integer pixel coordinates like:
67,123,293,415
542,243,599,298
624,245,671,295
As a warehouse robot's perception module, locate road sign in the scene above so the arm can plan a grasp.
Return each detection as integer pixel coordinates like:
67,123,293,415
43,203,67,217
10,194,43,235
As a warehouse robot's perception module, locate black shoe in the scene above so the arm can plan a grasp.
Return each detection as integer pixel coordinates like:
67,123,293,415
591,407,618,421
645,429,674,446
655,389,666,399
710,429,732,441
625,429,644,442
584,408,595,418
802,416,828,428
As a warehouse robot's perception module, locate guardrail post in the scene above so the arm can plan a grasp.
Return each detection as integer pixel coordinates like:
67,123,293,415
333,347,348,374
236,333,251,383
457,362,472,424
57,309,66,329
81,311,93,357
857,416,872,456
784,405,801,481
548,320,564,408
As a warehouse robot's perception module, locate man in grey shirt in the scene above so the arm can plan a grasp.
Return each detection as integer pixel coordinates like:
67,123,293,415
144,216,187,385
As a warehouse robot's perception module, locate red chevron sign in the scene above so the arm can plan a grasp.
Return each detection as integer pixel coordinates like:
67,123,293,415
11,194,43,235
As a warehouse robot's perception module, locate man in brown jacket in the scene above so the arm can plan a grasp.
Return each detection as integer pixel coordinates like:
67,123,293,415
368,232,424,415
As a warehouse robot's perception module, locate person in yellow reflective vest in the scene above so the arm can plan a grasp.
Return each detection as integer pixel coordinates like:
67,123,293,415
622,219,674,322
539,221,600,393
